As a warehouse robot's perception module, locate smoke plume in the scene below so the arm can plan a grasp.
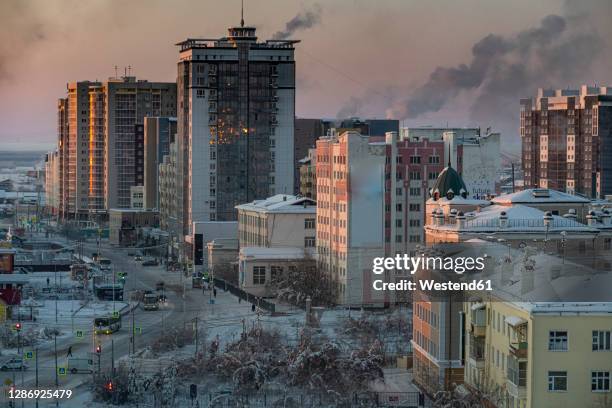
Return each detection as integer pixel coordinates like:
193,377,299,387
0,1,48,83
272,4,322,40
385,13,603,122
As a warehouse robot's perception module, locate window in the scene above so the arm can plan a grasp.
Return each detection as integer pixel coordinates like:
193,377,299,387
409,203,420,212
304,237,316,247
410,171,421,180
253,266,266,285
410,156,421,164
396,203,402,212
270,266,283,281
409,187,420,196
428,156,440,164
592,371,610,392
409,219,420,227
395,219,402,227
549,331,568,351
548,371,567,391
593,331,611,351
304,218,315,229
428,172,438,180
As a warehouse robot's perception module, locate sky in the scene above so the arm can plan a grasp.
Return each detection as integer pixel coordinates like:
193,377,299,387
0,0,610,154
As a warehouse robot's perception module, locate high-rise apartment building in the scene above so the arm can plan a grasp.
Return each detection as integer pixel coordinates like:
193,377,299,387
175,21,297,249
48,77,176,220
144,117,177,209
316,131,388,306
521,86,612,198
294,118,325,193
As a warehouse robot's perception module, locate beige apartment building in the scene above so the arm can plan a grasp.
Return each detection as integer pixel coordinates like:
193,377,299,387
236,194,316,250
465,299,612,408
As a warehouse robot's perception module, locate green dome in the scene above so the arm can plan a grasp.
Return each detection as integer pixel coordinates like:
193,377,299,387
430,165,468,200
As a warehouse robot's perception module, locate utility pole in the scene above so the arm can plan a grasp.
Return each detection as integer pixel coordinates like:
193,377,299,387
111,339,115,376
194,317,198,357
54,334,59,408
131,308,135,354
35,347,39,408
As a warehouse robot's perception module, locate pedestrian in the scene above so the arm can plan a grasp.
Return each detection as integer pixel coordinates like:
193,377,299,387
238,297,241,303
67,346,72,358
251,303,256,312
213,288,217,298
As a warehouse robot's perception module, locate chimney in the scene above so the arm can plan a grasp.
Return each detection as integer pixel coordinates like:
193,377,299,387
456,211,466,229
586,210,597,226
499,211,508,228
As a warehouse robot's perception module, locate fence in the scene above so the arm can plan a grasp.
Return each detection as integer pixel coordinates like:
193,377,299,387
134,389,427,407
212,278,276,313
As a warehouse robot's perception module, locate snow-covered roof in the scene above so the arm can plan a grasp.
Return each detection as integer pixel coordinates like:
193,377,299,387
492,188,590,205
442,240,612,305
239,246,309,260
0,275,29,284
427,196,491,206
235,194,316,214
431,204,598,234
505,315,527,326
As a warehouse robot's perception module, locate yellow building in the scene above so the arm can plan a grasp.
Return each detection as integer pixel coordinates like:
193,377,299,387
465,300,612,408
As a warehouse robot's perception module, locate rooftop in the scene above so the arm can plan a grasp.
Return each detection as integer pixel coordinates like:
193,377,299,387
235,194,316,214
428,204,598,234
239,246,309,260
492,188,591,205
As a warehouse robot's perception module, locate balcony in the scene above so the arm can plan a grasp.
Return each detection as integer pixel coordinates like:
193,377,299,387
509,341,528,359
506,357,527,400
468,335,485,369
470,305,486,337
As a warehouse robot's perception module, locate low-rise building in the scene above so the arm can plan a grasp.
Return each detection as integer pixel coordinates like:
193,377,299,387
207,238,239,283
189,221,238,275
239,246,315,298
236,194,316,251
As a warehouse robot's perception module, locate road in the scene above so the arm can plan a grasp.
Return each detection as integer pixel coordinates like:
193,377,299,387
2,238,211,406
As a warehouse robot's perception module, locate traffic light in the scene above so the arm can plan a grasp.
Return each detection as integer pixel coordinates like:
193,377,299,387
106,381,113,391
95,345,102,354
14,323,21,332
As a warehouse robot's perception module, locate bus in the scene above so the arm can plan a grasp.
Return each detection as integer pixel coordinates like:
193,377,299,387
143,293,159,311
94,315,121,335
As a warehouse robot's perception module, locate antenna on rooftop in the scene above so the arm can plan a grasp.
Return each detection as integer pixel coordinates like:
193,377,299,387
240,0,245,27
128,65,132,76
114,65,118,78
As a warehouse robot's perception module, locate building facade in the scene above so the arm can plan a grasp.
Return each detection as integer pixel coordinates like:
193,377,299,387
299,148,317,200
521,86,612,198
236,194,316,250
294,118,325,193
175,22,297,253
46,77,176,220
143,116,177,209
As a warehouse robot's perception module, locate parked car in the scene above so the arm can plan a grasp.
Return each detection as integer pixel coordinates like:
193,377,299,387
142,259,159,267
1,358,28,371
134,255,143,262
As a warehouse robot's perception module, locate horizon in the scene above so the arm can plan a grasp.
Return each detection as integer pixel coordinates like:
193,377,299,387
1,0,611,155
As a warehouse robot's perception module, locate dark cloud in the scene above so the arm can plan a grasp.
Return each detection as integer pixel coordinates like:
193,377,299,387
272,4,322,40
